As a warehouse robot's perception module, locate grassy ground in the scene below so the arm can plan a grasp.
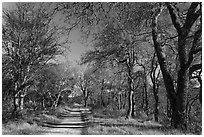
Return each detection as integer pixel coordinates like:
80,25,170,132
2,121,47,135
87,117,187,135
2,108,63,135
86,109,192,135
2,107,194,135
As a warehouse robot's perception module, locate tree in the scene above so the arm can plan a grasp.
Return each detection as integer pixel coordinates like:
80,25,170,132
151,2,201,129
2,3,61,116
150,52,161,122
75,68,94,107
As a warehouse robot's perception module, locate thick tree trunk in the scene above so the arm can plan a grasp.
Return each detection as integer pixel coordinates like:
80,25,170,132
165,2,201,129
151,5,189,129
171,70,188,129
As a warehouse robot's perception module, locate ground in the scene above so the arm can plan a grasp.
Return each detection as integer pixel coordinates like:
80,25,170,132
2,107,191,135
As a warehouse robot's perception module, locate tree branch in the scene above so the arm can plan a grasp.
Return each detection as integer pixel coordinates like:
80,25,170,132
183,2,201,30
189,63,202,76
152,4,176,99
165,3,182,33
184,24,201,69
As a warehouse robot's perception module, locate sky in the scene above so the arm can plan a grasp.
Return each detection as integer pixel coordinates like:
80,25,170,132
65,30,91,63
2,2,91,64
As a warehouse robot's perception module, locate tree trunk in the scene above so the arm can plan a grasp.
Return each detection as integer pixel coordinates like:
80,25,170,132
19,89,27,111
12,82,21,116
171,70,188,129
42,96,46,110
151,5,188,129
126,63,134,119
131,95,135,117
13,93,20,113
154,94,159,122
118,93,121,110
126,90,133,119
19,93,25,110
150,55,160,122
165,2,201,129
153,84,159,122
53,92,62,109
167,98,171,118
84,96,88,107
198,77,202,105
144,81,148,116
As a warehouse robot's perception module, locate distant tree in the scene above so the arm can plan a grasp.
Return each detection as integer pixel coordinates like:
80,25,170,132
76,68,94,107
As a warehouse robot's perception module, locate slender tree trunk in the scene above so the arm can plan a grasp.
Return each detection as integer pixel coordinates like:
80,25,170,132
131,94,135,117
84,96,88,107
53,91,62,109
19,92,25,110
13,82,21,116
167,98,171,118
13,94,19,113
153,83,159,122
154,93,159,122
118,93,121,110
198,77,202,105
150,55,160,122
127,90,133,119
144,81,148,116
142,88,145,110
126,65,134,119
42,96,46,110
19,88,27,111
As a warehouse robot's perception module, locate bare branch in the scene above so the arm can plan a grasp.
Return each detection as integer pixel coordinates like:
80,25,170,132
183,2,201,30
165,2,182,33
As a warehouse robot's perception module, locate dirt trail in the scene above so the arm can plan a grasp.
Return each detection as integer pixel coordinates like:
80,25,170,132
40,106,92,135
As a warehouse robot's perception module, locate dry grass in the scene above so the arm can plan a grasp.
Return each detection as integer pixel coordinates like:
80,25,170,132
2,121,48,135
87,117,190,135
2,108,63,135
2,107,195,135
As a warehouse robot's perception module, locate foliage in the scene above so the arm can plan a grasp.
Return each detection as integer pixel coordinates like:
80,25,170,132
2,2,62,116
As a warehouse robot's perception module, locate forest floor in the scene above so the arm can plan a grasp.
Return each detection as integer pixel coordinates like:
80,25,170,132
2,108,192,135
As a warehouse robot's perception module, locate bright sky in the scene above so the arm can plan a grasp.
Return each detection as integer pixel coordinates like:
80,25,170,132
66,30,91,63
